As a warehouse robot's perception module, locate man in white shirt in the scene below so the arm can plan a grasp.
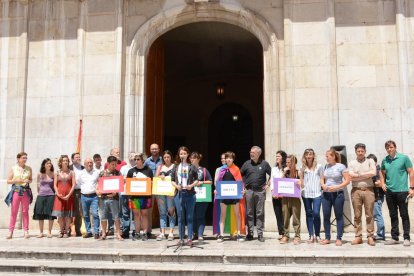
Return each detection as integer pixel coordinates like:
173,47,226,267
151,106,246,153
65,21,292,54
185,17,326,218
77,158,100,239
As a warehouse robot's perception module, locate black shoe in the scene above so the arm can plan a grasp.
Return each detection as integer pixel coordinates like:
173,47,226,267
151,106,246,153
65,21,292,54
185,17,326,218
246,234,254,241
142,233,148,241
94,234,100,239
83,233,93,238
146,232,152,239
132,233,140,241
258,235,265,242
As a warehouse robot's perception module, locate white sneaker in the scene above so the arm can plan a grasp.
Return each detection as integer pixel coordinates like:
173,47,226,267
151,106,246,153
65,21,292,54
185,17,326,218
156,233,166,241
167,233,174,241
404,239,410,246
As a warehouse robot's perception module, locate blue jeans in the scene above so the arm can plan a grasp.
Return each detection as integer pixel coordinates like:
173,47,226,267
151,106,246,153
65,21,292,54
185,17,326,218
174,191,196,240
120,195,135,237
302,196,322,237
81,194,100,235
157,195,176,229
194,202,209,237
322,191,345,240
373,197,385,240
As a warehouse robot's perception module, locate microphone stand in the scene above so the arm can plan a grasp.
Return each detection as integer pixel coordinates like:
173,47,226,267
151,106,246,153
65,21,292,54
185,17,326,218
167,159,203,252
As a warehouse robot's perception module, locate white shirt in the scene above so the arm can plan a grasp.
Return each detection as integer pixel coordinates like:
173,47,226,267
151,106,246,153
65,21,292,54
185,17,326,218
270,166,284,191
72,163,84,189
77,168,100,195
119,164,133,196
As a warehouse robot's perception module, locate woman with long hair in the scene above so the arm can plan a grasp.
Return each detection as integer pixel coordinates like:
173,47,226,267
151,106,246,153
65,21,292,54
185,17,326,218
270,150,287,240
6,152,33,239
191,151,213,242
279,155,302,245
51,155,76,238
127,153,153,241
155,150,176,241
33,158,56,238
299,149,323,243
319,149,350,246
215,151,246,242
170,146,199,247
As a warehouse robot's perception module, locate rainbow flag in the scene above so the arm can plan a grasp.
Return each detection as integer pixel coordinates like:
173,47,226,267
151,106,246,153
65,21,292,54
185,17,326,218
213,164,246,235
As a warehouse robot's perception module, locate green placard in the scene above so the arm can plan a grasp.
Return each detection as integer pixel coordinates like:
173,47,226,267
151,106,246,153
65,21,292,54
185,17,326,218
195,184,212,202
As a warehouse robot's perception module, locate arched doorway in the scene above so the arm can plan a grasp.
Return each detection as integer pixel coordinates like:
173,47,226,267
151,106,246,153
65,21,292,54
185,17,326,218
124,3,280,161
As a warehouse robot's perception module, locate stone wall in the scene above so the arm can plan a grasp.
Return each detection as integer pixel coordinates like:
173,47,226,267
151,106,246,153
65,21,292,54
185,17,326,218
0,0,413,230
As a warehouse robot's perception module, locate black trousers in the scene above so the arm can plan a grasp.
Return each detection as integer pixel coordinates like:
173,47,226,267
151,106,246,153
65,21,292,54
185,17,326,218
386,191,410,241
272,197,284,235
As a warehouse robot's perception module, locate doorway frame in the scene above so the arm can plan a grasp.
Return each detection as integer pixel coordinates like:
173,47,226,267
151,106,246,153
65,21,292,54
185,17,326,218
124,2,280,161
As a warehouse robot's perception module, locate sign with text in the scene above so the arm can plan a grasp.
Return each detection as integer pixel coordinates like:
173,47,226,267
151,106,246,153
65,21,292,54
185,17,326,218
273,178,301,198
152,177,175,196
97,176,124,194
195,184,212,202
215,181,243,200
126,178,152,196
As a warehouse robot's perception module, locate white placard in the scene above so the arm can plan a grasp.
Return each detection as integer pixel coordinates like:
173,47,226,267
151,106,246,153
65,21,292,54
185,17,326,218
278,181,295,194
130,181,148,193
220,183,238,197
156,180,173,193
103,179,120,191
195,186,206,199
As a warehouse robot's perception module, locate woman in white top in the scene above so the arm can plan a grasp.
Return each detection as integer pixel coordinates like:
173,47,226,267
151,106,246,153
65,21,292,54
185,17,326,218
270,150,287,240
155,150,176,241
299,148,323,243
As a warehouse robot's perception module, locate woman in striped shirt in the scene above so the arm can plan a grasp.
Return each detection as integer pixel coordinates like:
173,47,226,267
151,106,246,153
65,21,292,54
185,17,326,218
299,148,323,243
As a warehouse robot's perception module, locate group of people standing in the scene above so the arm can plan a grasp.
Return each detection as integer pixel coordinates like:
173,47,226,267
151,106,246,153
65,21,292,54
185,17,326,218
5,140,414,247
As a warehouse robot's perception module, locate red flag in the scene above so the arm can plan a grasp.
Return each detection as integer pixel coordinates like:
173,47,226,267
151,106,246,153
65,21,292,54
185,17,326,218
76,119,83,153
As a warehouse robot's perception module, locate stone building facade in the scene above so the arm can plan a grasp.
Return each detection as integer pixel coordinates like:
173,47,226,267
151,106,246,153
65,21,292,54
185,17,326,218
0,0,413,230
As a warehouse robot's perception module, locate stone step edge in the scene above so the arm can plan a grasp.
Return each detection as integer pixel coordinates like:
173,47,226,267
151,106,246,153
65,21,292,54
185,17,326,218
0,250,412,266
1,259,413,275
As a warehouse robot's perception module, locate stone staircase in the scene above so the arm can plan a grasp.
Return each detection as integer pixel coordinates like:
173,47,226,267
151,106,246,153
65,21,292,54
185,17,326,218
0,231,412,275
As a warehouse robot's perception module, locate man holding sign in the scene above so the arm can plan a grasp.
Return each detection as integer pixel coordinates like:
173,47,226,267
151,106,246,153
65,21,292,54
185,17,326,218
97,156,123,241
240,146,271,242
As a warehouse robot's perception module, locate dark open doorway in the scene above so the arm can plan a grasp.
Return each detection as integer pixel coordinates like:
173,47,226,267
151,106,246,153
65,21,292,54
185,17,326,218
145,21,264,226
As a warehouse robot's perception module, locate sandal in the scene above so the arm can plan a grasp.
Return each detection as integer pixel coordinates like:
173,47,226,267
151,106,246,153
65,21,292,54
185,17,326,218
116,235,124,241
99,235,107,240
6,232,13,239
47,233,53,238
24,232,30,239
37,233,44,238
307,236,315,244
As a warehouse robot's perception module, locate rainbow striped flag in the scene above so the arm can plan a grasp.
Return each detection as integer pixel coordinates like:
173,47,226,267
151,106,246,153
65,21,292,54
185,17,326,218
212,164,246,235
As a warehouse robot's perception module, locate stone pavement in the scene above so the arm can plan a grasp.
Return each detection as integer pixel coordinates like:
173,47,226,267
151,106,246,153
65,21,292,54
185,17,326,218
0,227,413,275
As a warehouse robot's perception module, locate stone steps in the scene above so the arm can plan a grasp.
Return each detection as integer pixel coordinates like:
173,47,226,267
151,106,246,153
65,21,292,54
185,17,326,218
0,258,413,276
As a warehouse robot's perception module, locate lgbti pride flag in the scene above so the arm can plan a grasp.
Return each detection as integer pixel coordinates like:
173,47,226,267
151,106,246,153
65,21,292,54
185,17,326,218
76,119,83,153
213,164,246,235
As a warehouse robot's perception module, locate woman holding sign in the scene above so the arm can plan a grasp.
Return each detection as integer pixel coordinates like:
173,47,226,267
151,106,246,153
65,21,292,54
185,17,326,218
319,149,350,246
126,153,153,241
170,147,199,247
215,151,246,242
279,155,302,245
191,152,213,242
154,150,176,241
299,149,323,243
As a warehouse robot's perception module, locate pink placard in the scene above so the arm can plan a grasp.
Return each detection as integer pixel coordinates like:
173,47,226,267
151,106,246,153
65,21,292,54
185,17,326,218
273,178,301,198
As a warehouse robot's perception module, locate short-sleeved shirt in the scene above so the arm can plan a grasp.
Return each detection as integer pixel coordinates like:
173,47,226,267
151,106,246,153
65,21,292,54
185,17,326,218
196,167,212,182
302,164,323,198
324,163,347,190
348,158,376,188
381,153,413,192
144,156,162,176
240,159,272,189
